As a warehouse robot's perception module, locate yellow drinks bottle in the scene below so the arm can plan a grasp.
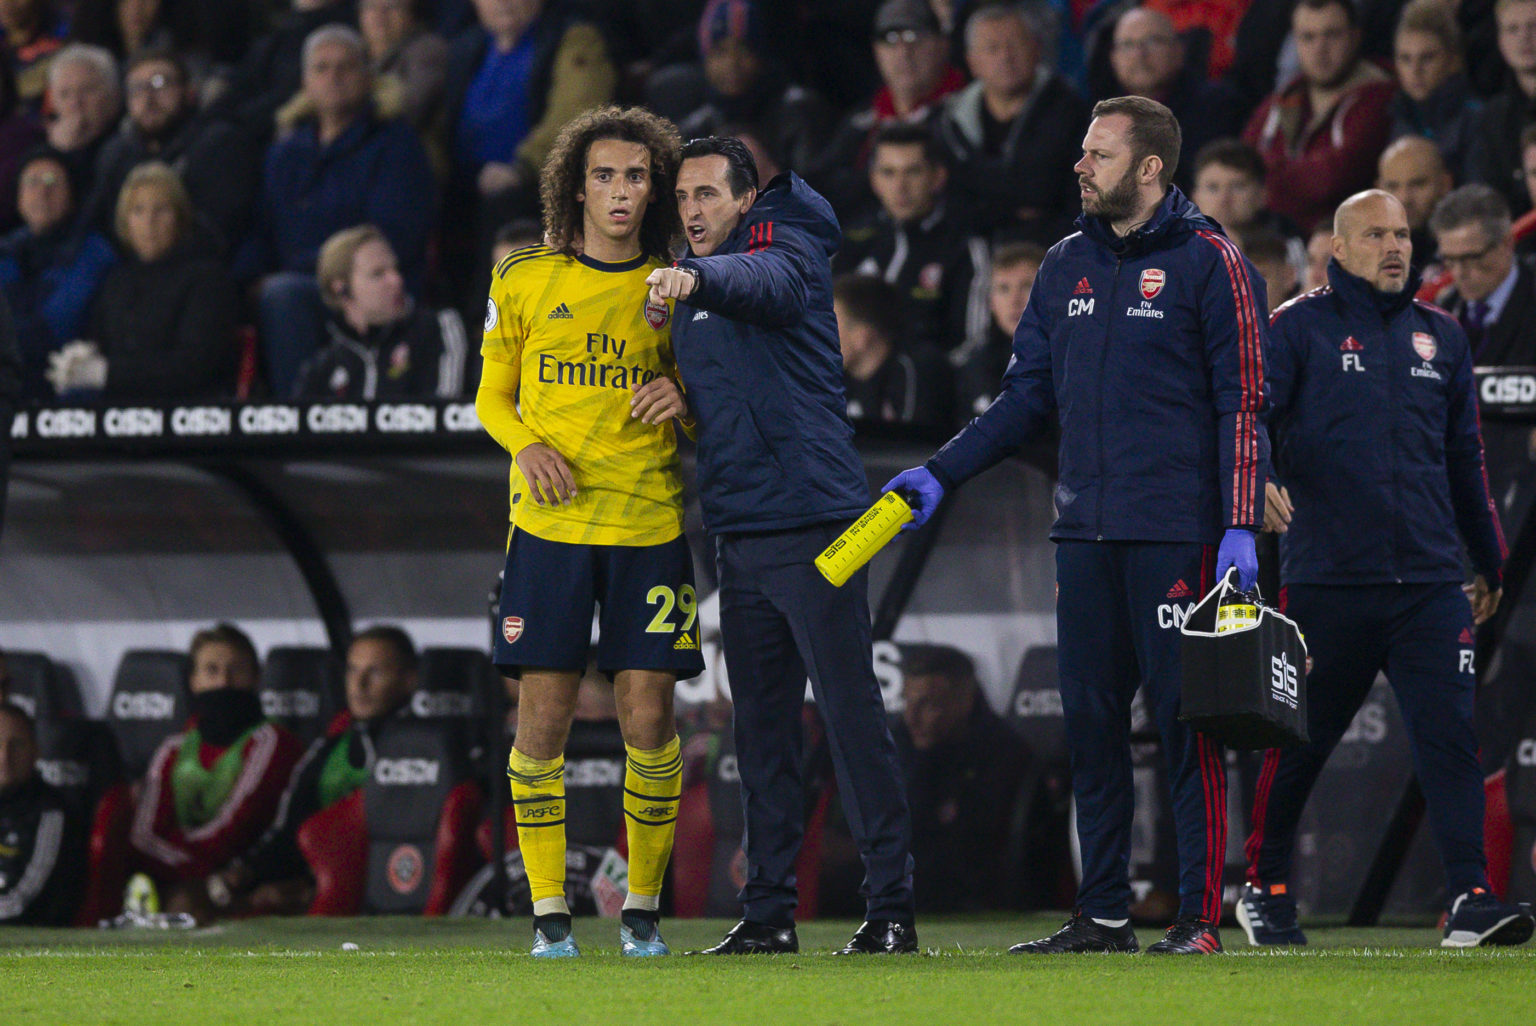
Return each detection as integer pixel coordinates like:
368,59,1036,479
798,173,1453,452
814,491,914,587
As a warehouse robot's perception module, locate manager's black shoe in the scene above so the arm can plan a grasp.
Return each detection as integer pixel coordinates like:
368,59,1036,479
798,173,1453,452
688,919,798,955
835,919,919,954
1009,912,1139,954
1146,916,1223,954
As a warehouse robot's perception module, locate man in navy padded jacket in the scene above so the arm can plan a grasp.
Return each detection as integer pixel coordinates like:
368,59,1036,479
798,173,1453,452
1237,189,1535,951
646,137,916,956
888,96,1269,955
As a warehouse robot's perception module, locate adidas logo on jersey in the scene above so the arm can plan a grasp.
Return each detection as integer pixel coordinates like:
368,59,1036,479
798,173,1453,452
674,631,699,651
1340,336,1364,352
1073,277,1093,295
1459,627,1475,644
548,303,573,319
1166,579,1193,599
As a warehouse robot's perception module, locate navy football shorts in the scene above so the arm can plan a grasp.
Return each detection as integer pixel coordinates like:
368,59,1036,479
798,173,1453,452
494,528,706,681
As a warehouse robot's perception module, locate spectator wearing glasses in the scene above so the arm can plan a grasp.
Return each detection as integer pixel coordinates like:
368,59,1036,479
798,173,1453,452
1430,184,1536,368
0,148,116,401
811,0,964,215
85,49,262,249
1103,7,1241,191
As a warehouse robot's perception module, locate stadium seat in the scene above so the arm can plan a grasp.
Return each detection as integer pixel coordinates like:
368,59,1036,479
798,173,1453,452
260,646,339,745
1504,704,1536,903
1008,645,1067,766
476,717,628,859
303,719,483,915
105,650,189,779
3,650,84,722
412,647,494,721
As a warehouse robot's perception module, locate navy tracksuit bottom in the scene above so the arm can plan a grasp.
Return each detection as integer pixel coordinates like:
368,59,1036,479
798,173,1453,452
716,522,915,928
1056,540,1228,923
1245,582,1490,896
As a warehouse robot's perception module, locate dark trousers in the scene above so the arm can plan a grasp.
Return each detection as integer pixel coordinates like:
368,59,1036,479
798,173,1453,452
1055,540,1227,922
716,523,914,927
1245,582,1489,896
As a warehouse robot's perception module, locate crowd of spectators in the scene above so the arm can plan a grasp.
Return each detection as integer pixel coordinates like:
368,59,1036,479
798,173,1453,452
0,0,1534,426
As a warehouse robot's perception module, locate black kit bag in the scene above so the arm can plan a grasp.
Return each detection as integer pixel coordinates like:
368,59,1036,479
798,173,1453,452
1179,568,1310,750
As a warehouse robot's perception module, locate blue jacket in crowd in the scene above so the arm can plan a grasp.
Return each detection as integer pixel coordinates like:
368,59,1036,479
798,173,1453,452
928,186,1269,544
673,172,869,534
1266,260,1505,587
0,227,115,400
235,107,436,289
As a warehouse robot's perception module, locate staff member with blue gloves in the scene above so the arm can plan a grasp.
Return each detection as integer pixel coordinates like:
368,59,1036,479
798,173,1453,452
888,97,1268,955
1237,189,1533,951
646,137,916,956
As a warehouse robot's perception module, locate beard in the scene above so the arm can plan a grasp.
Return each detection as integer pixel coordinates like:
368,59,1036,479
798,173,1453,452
1082,168,1140,223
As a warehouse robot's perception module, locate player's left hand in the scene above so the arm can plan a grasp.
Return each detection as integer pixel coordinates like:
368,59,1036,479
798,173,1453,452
1463,575,1501,624
1215,528,1258,591
646,267,697,305
631,375,687,424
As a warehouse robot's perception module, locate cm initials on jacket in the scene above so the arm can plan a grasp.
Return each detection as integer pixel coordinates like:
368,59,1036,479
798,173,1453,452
929,186,1268,543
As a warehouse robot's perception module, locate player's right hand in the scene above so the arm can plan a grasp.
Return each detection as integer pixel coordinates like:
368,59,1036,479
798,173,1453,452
882,466,945,530
1263,481,1293,533
515,442,578,505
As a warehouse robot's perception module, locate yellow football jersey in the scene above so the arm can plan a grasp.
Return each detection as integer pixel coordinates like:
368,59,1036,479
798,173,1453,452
481,245,685,546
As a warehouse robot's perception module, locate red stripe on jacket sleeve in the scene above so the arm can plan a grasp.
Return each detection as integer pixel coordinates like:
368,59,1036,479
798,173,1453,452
1198,230,1265,525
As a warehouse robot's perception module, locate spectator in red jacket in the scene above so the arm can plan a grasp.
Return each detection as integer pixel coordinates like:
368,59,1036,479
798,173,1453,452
128,624,304,921
1242,0,1396,233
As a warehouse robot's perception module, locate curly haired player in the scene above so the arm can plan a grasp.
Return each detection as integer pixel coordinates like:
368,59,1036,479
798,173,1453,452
477,106,701,958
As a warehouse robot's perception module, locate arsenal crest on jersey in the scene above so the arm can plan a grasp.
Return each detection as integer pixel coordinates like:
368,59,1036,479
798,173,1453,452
644,297,669,329
502,616,525,644
1412,331,1437,361
1140,268,1165,300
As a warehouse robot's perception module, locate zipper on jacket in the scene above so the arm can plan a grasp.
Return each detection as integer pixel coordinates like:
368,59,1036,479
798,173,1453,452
1095,257,1121,540
1383,317,1401,581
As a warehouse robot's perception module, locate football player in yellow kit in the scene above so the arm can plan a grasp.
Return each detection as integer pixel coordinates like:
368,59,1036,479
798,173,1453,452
476,106,701,958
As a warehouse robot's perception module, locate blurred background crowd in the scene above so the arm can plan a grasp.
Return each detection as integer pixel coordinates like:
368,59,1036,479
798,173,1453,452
1,0,1533,431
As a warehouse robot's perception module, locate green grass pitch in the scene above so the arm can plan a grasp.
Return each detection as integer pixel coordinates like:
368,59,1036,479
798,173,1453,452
0,915,1530,1025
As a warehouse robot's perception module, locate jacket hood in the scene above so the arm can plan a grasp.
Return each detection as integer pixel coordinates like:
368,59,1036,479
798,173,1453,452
735,171,840,258
1076,185,1218,255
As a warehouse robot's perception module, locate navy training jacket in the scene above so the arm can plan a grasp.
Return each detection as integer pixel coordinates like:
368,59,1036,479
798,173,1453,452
672,172,870,534
1266,260,1506,588
928,187,1268,544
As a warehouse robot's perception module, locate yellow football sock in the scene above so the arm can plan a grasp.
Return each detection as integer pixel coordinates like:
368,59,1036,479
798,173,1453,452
507,746,568,914
622,735,683,909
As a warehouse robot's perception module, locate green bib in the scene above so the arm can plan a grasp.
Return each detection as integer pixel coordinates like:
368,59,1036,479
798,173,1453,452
171,724,264,829
317,730,372,809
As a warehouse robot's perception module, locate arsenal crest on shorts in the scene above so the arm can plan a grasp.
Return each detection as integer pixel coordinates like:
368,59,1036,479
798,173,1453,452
502,616,524,644
1140,268,1165,300
644,297,669,329
1412,331,1438,361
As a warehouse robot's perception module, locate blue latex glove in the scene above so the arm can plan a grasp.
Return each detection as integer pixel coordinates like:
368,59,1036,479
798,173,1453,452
883,466,946,530
1216,528,1258,592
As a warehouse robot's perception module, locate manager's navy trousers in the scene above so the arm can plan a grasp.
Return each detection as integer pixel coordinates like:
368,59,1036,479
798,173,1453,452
716,522,915,928
1056,539,1228,922
1246,582,1490,897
